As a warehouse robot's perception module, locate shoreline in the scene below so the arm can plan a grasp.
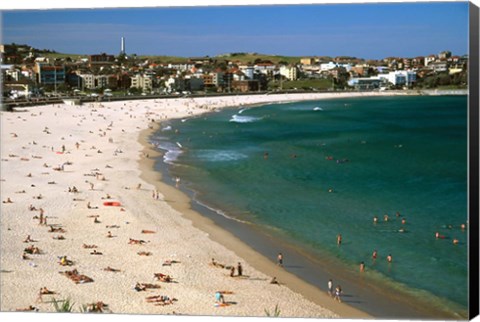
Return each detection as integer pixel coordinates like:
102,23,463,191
0,91,466,319
141,95,466,319
138,122,372,319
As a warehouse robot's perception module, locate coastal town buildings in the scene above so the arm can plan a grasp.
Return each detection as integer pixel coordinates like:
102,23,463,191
0,42,468,99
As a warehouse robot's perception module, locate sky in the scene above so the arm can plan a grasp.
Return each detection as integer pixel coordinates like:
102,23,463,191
0,1,470,59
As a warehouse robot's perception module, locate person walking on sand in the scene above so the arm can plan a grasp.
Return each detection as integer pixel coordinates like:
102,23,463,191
237,262,243,276
327,279,333,297
277,253,283,267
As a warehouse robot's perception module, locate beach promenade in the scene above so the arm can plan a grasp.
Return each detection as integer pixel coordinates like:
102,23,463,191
0,92,405,318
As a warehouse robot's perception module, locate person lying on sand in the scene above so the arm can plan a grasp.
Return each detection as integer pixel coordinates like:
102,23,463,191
22,252,31,260
83,244,97,249
28,204,37,211
24,245,41,254
39,286,55,295
49,226,66,233
16,305,38,312
210,258,225,268
103,266,121,272
162,259,180,266
134,282,161,292
53,235,65,240
146,295,177,305
129,238,147,245
83,301,109,313
90,250,103,255
270,277,280,285
15,190,26,194
59,269,94,284
154,273,173,283
137,251,152,256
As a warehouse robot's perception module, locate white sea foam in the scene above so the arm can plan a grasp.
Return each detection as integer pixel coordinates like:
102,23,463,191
229,114,261,123
162,125,172,131
196,150,248,162
314,107,323,111
156,141,183,164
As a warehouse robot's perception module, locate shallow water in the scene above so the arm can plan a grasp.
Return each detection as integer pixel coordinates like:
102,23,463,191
152,96,468,316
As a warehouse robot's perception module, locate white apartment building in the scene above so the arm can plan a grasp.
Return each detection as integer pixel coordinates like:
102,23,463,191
377,71,416,86
131,74,153,91
320,62,352,72
78,74,108,89
238,65,254,79
279,65,298,81
424,55,437,66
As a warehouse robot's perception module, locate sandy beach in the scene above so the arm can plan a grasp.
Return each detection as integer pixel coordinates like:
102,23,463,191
1,92,411,319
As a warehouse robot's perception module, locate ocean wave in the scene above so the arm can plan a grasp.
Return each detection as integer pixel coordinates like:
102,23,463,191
156,141,183,164
161,125,172,131
195,149,248,162
229,114,261,123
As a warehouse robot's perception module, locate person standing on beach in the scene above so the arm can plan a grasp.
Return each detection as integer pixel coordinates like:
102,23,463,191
277,253,283,267
327,279,333,297
334,285,342,302
237,262,243,276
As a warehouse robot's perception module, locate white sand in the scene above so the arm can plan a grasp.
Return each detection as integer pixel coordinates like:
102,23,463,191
0,92,406,318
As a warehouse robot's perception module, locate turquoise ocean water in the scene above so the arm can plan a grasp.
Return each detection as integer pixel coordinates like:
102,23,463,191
152,96,468,316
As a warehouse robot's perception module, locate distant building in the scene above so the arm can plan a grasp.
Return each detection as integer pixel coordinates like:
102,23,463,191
377,70,416,86
300,57,315,65
348,77,382,90
438,51,452,60
320,61,352,72
279,65,298,81
424,55,437,66
34,63,65,86
78,73,108,89
429,61,448,73
131,74,153,91
88,54,115,68
238,65,254,79
232,80,259,92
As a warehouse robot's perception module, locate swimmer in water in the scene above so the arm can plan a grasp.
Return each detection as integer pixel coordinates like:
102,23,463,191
387,254,393,263
373,216,378,224
372,250,377,260
401,218,406,225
